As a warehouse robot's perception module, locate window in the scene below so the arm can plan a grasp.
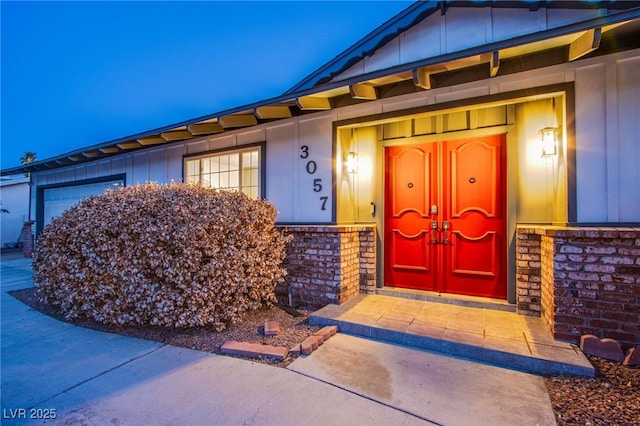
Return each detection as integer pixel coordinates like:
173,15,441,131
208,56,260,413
185,146,262,199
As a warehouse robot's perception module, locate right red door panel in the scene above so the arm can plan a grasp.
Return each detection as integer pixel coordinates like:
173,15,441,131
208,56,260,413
384,135,507,299
442,136,506,298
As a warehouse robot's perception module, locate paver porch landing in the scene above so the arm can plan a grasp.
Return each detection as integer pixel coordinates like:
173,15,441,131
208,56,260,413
310,293,595,377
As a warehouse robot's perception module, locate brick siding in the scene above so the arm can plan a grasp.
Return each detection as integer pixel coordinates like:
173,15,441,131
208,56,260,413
276,225,376,309
517,227,640,349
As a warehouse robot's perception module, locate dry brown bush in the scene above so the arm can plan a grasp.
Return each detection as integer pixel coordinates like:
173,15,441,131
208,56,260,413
33,183,290,331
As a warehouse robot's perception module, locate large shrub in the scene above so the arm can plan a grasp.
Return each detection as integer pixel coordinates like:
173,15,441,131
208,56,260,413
34,183,290,330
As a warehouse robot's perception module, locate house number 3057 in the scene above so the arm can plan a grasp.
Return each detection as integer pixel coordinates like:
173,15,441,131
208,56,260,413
300,145,328,211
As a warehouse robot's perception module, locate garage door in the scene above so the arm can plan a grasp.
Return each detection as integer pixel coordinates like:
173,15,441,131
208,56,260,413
43,180,123,226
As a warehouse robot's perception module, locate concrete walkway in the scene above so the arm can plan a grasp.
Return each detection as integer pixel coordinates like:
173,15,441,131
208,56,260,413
1,252,557,425
310,293,594,377
290,333,557,425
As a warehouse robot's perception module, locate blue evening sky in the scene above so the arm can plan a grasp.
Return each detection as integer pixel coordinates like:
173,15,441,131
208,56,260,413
1,1,412,170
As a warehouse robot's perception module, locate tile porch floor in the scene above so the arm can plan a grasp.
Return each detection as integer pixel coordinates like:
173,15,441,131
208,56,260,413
310,293,595,377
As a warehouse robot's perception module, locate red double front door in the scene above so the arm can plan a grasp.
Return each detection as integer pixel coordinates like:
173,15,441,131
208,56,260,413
384,135,507,299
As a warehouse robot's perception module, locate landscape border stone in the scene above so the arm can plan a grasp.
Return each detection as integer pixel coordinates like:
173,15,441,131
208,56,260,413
220,340,289,361
264,321,282,336
580,334,626,362
623,347,640,366
222,325,339,361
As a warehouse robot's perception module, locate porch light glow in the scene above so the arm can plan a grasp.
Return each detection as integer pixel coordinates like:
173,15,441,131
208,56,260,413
539,127,558,157
345,152,359,174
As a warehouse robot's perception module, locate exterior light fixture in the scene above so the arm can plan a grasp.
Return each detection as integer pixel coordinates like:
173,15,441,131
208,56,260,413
539,127,558,157
345,152,359,174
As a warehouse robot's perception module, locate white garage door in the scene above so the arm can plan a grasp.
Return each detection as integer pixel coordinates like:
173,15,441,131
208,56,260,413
43,180,123,226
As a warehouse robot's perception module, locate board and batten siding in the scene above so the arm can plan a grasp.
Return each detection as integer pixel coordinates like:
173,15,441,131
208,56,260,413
30,48,640,225
334,6,607,83
574,55,640,223
31,113,335,224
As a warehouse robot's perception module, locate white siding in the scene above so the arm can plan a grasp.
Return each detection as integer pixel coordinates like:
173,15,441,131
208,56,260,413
575,64,608,222
444,8,492,53
30,47,640,225
294,115,333,223
265,123,295,222
187,140,209,155
166,145,185,183
490,8,546,41
401,12,443,64
111,157,126,176
148,149,166,184
210,134,236,151
237,129,265,146
616,56,640,221
132,152,149,185
573,54,640,222
334,7,605,83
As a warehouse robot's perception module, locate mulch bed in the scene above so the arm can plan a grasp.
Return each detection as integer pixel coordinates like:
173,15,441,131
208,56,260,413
9,286,640,423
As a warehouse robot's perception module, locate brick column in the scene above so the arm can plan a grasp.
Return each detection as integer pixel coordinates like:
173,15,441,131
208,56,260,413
515,228,542,315
540,234,556,335
517,226,640,349
359,228,377,294
277,225,376,309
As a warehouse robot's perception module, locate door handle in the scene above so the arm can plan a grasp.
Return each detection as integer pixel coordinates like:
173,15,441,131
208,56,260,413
442,221,450,245
431,221,439,245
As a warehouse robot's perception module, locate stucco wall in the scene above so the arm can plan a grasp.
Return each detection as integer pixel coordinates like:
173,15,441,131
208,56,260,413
0,178,30,247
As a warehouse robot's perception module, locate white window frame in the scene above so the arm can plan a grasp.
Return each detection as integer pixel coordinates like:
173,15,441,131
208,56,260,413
183,144,264,199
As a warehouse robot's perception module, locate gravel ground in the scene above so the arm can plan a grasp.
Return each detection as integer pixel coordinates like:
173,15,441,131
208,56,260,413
545,355,639,425
9,287,640,423
9,287,319,367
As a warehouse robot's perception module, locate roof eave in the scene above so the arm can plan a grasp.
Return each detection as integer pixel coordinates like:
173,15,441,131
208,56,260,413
3,5,639,177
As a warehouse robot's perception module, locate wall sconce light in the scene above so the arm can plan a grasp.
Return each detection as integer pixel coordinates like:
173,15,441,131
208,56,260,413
344,152,359,174
539,127,558,157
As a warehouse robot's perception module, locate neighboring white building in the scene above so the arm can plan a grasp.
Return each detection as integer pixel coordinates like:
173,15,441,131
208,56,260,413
0,176,30,248
2,1,639,345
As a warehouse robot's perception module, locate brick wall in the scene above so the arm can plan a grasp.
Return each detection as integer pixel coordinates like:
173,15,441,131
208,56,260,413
517,227,640,349
276,225,376,309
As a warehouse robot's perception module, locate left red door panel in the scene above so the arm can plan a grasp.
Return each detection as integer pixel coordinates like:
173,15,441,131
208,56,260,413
384,143,437,290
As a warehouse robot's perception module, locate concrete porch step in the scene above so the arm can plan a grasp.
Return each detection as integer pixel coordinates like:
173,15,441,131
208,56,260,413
309,294,595,377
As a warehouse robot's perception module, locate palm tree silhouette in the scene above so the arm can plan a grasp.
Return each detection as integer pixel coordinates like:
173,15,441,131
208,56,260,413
20,151,37,174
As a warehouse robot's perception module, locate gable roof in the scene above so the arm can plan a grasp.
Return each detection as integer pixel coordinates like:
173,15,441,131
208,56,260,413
285,0,640,93
3,0,640,176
